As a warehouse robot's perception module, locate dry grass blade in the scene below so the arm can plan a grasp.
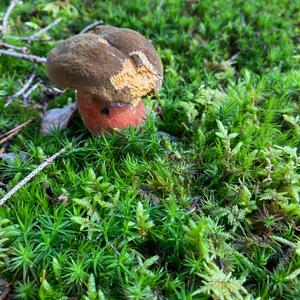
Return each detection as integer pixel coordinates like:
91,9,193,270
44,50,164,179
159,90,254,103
0,147,66,206
0,118,34,145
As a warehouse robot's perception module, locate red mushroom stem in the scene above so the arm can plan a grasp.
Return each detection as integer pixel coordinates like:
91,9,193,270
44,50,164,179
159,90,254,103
76,90,147,135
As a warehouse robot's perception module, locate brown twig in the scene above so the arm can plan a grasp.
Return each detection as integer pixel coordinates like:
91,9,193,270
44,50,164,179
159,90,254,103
27,18,62,42
5,71,36,107
80,20,104,33
0,40,28,52
0,118,34,145
1,0,20,36
0,281,12,300
0,147,66,206
0,146,7,155
0,49,46,64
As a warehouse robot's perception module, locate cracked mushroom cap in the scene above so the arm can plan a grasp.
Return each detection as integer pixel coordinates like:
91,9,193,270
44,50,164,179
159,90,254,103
46,26,163,105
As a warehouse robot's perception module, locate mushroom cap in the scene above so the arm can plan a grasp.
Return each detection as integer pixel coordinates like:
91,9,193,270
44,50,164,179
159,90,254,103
46,26,163,105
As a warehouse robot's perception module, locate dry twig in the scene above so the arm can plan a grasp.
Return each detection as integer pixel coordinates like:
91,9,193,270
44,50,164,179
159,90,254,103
43,86,63,97
0,145,7,155
5,71,36,107
80,20,104,33
0,147,66,206
1,0,20,36
7,35,53,42
23,80,42,104
229,51,241,62
0,40,28,52
0,49,46,64
27,18,62,42
0,281,12,300
0,118,34,145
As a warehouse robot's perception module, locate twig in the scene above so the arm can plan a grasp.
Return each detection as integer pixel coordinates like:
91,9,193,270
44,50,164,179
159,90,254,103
0,118,34,145
5,71,36,107
187,196,201,215
158,0,164,10
0,147,66,206
80,20,104,34
0,41,28,53
0,281,12,300
23,80,42,104
0,49,46,64
228,51,241,62
28,18,61,42
0,145,7,154
1,0,20,36
43,86,63,96
241,15,247,29
6,35,53,42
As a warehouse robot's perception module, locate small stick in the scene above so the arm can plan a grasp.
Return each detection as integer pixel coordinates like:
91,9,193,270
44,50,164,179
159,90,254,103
0,118,34,145
1,0,20,36
23,80,42,104
0,41,28,52
80,20,104,34
5,71,36,107
0,281,12,300
0,147,66,206
28,18,61,42
0,49,46,64
6,35,53,42
158,0,164,10
0,144,7,154
228,51,241,62
43,86,64,96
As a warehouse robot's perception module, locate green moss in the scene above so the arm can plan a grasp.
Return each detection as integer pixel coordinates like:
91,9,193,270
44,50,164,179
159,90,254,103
0,0,299,299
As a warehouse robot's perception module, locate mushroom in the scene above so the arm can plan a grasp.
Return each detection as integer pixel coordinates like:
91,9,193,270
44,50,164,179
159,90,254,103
46,26,163,135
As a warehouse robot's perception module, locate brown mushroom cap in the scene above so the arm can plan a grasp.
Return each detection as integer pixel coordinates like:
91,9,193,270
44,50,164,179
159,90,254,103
46,26,163,105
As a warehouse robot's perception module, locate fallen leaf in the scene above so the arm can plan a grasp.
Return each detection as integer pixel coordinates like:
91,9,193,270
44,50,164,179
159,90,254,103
40,103,77,134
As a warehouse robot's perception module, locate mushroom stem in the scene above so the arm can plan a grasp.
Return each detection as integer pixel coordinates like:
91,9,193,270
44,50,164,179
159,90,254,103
76,91,147,135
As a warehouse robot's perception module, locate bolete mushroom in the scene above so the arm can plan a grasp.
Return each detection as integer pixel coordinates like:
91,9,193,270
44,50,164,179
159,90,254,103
46,26,163,135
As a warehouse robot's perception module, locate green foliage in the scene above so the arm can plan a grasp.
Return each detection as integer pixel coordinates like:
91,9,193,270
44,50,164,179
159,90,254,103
193,263,249,300
0,0,300,299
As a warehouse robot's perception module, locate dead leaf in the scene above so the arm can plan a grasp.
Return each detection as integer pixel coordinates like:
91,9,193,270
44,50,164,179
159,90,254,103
40,103,77,134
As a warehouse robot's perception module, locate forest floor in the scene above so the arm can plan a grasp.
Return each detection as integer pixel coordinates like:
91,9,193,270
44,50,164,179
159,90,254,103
0,0,300,299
